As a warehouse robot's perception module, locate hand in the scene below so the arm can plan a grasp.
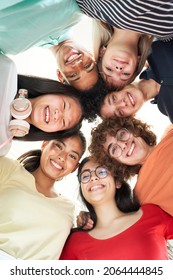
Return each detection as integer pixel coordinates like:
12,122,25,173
76,211,94,230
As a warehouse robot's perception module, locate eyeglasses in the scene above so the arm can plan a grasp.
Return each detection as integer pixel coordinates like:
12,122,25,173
79,166,109,184
109,128,130,158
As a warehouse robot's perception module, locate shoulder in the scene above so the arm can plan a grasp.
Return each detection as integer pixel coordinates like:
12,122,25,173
161,125,173,139
141,204,172,219
69,229,88,241
0,156,24,172
0,157,24,184
0,156,17,166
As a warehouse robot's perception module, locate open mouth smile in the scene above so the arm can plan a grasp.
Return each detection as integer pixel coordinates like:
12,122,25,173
127,141,135,156
50,159,63,170
45,106,50,123
127,92,135,106
89,184,105,192
65,51,82,65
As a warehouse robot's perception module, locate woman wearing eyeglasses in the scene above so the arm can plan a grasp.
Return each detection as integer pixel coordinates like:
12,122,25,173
60,156,173,260
89,116,173,217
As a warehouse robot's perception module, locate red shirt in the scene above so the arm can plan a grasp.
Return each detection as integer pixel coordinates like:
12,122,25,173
60,204,173,260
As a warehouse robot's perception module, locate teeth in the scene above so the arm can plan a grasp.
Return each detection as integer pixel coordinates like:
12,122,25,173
128,93,135,106
45,107,50,123
127,142,135,156
90,185,102,191
67,53,79,62
51,160,63,170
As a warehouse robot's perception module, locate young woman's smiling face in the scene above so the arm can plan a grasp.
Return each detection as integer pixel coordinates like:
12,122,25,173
28,94,82,132
99,45,139,88
80,159,116,204
56,41,98,90
40,136,84,180
103,132,151,166
100,84,144,118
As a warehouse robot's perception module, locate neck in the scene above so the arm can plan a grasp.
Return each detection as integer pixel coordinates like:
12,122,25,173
31,168,57,198
111,27,141,45
137,79,160,100
94,200,124,228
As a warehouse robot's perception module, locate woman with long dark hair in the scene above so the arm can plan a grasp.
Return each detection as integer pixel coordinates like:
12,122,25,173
0,130,86,260
0,54,84,156
60,156,173,260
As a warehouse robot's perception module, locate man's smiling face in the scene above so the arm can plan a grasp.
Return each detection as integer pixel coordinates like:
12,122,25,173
56,40,99,90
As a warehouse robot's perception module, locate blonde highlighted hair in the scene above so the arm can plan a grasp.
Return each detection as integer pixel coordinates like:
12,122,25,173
91,19,113,60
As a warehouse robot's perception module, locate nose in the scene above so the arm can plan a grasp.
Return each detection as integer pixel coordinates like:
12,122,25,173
115,65,123,72
57,152,67,162
118,140,128,150
54,109,62,121
117,97,127,107
113,60,125,72
90,171,98,181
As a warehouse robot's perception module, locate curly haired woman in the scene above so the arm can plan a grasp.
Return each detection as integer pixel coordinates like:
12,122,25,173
89,116,173,216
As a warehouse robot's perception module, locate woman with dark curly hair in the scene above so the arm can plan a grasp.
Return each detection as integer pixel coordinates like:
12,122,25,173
89,116,173,216
89,116,156,181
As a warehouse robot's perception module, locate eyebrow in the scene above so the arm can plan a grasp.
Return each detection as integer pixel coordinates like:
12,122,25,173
66,102,71,127
108,95,111,105
103,71,130,83
63,101,70,128
57,140,65,147
82,168,91,172
71,150,80,157
69,76,80,81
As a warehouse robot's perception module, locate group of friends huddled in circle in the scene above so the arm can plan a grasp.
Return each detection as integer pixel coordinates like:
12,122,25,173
0,0,173,260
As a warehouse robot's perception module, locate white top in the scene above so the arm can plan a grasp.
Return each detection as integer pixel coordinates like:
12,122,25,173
0,156,75,259
0,54,17,156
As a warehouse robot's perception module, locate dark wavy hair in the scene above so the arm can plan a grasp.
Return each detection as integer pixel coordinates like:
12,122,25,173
17,130,86,173
14,75,84,141
78,74,109,122
76,156,140,230
89,116,157,182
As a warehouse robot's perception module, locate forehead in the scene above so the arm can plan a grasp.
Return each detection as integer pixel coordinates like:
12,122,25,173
38,94,70,101
82,160,98,171
62,136,83,154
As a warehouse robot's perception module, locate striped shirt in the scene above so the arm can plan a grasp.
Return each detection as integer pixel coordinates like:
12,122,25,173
76,0,173,40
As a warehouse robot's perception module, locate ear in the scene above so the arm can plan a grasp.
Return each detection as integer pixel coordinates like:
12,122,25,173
56,70,65,83
41,140,49,150
99,46,106,58
71,162,79,173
